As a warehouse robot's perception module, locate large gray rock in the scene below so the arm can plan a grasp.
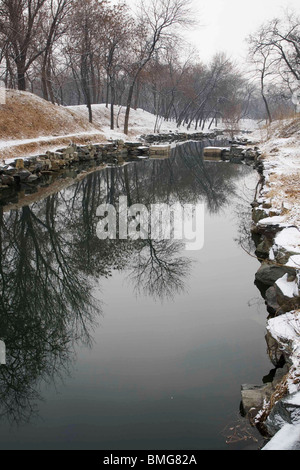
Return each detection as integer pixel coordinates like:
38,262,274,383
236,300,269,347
252,208,269,224
255,263,296,287
265,282,300,316
265,286,284,316
241,384,274,415
265,331,285,366
262,392,300,450
262,424,300,450
266,393,300,435
255,236,273,259
241,366,289,415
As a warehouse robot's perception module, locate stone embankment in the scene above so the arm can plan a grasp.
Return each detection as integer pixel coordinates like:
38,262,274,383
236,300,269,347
0,132,261,207
141,129,252,144
0,140,153,200
141,130,225,143
0,130,220,190
203,140,260,164
241,152,300,450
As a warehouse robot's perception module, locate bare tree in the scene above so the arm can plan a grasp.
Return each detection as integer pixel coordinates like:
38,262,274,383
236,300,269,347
264,12,300,82
247,10,300,121
123,0,195,135
40,0,72,102
102,2,133,130
248,37,277,123
67,0,110,122
0,0,48,90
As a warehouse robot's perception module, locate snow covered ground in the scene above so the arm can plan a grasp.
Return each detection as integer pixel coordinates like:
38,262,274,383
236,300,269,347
252,118,300,227
262,422,300,450
268,312,300,394
67,104,191,140
67,103,259,140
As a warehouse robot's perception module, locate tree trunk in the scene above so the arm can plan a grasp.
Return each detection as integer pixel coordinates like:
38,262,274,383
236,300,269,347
46,56,56,104
110,84,115,130
261,78,272,124
106,75,109,108
81,61,93,123
134,78,141,110
17,68,26,91
262,93,272,124
124,83,135,135
41,64,49,100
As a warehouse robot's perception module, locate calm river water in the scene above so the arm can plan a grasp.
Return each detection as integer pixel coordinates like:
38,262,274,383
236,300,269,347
0,141,272,450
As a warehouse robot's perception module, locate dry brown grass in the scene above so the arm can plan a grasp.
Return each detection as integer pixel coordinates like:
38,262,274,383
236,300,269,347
0,89,145,160
278,117,300,139
255,374,290,426
0,89,101,141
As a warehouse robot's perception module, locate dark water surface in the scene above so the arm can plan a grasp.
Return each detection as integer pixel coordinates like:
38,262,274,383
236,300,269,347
0,141,271,450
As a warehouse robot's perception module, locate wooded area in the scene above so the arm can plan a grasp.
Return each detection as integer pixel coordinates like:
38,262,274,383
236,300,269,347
0,0,299,133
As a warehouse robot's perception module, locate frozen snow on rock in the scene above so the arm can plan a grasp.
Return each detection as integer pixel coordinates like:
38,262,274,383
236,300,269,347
276,274,299,298
267,312,300,395
262,392,300,450
267,311,300,356
275,227,300,254
262,423,300,450
287,255,300,268
269,248,275,261
258,215,286,226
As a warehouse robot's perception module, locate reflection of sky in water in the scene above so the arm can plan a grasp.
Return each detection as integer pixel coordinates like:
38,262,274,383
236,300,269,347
0,146,270,450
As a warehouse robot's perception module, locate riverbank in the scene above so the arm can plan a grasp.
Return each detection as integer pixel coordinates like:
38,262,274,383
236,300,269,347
0,89,257,160
243,116,300,450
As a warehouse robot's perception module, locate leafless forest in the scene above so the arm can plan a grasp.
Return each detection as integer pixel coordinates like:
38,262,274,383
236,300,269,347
0,0,299,134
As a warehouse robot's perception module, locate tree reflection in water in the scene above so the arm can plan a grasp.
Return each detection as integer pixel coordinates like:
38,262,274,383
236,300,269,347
0,141,249,424
129,239,192,301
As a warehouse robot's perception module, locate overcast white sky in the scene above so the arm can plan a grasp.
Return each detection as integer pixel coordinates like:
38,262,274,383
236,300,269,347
185,0,300,63
126,0,300,64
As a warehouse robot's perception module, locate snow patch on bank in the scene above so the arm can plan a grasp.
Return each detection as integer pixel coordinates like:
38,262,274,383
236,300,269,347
268,311,300,393
251,119,300,227
261,314,300,450
276,274,299,298
275,227,300,254
262,423,300,450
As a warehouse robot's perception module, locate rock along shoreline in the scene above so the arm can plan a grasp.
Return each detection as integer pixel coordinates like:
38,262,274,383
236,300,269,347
241,152,300,451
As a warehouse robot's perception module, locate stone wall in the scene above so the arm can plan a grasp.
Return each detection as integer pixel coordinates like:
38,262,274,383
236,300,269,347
241,154,300,447
0,140,151,191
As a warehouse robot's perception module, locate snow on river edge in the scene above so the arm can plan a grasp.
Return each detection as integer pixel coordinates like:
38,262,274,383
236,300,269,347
250,118,300,450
